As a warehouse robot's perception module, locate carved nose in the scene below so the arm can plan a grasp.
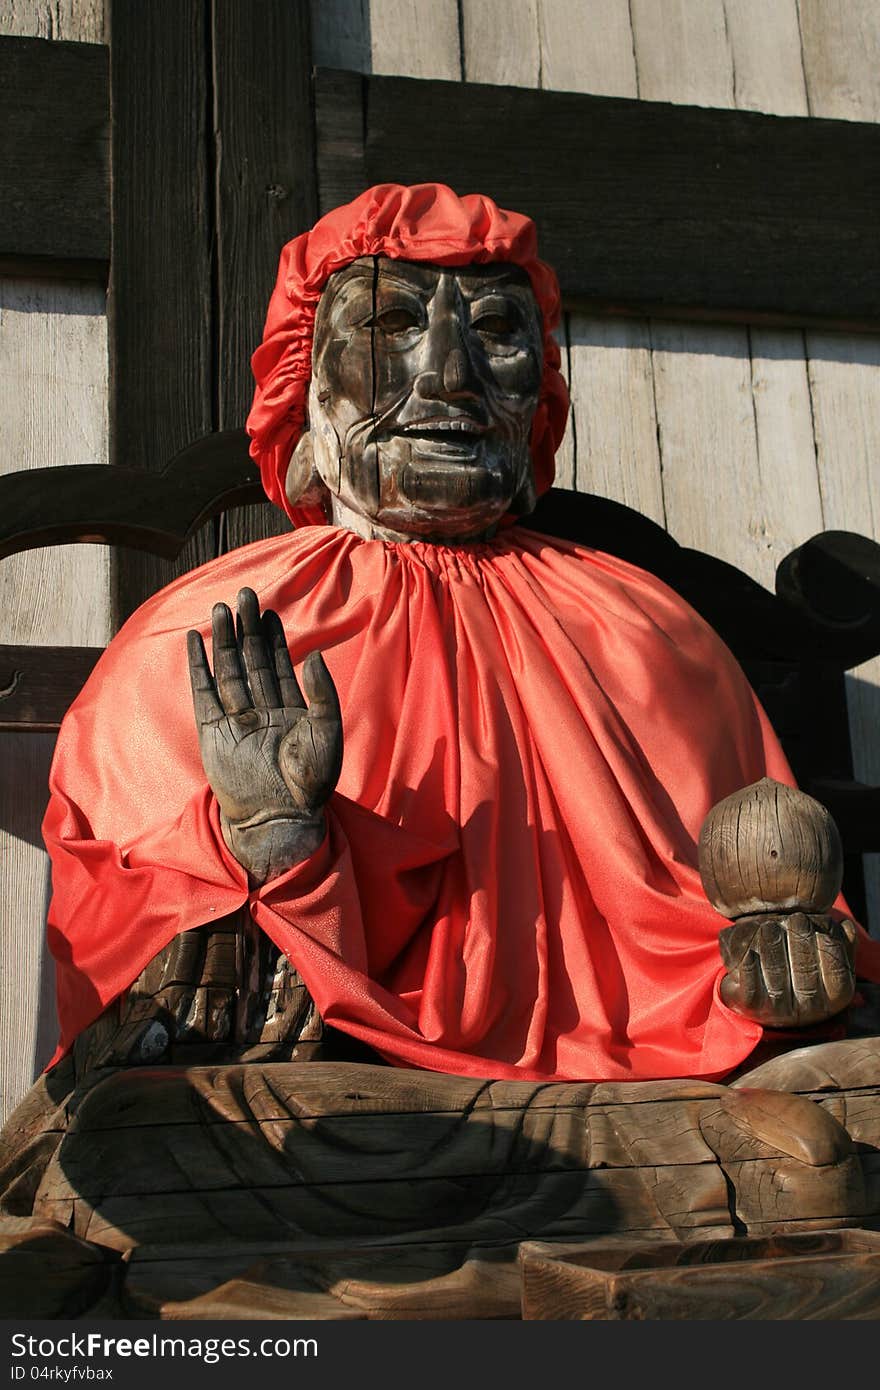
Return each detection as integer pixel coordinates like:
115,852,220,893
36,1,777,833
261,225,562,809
443,348,469,394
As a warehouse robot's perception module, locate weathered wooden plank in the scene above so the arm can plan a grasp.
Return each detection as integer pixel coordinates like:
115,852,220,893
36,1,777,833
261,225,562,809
461,0,539,86
0,1,106,43
0,647,101,731
627,0,827,616
315,68,368,216
798,0,880,124
795,5,880,934
550,318,575,490
124,1230,690,1319
47,1161,733,1252
565,317,664,525
629,0,734,108
108,0,215,623
723,0,808,116
532,1,660,524
212,0,314,551
748,329,824,559
369,0,461,79
0,276,110,1126
309,0,370,72
314,68,880,327
150,1250,517,1321
0,431,262,563
53,1066,734,1132
537,0,638,98
0,736,58,1119
0,36,109,270
805,337,880,928
520,1229,880,1320
649,323,770,582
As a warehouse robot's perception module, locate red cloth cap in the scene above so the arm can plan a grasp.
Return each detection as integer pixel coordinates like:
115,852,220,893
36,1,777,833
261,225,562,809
246,183,570,524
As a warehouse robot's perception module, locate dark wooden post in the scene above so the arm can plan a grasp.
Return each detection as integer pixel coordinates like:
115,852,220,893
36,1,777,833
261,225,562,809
108,0,215,623
108,0,319,619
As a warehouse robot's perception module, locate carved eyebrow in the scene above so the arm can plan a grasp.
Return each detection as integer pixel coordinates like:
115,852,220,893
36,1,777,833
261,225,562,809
459,275,533,297
374,272,434,296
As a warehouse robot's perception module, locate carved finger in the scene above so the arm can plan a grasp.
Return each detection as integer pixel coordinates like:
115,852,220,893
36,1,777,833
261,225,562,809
212,601,250,714
720,946,763,1015
815,923,856,1014
263,608,305,710
719,918,764,971
785,913,823,1014
236,587,281,710
186,630,224,726
300,650,341,723
756,919,796,1011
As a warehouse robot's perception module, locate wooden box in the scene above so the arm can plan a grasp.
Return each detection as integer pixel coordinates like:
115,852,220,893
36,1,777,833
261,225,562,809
519,1229,880,1320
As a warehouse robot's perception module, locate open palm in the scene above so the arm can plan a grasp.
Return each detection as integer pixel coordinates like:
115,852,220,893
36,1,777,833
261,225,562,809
187,587,342,830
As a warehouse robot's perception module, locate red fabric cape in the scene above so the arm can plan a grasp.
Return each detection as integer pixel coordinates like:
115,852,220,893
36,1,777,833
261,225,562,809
43,526,880,1080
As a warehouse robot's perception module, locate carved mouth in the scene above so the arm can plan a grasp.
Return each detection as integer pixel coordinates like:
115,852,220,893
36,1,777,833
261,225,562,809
398,417,487,437
394,418,489,456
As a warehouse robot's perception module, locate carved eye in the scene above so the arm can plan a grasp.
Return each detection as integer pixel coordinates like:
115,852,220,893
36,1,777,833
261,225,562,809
473,311,517,336
374,307,421,333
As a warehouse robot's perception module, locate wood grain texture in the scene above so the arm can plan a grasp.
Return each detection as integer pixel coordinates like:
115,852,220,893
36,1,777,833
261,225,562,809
212,0,313,552
0,0,106,43
0,276,110,1126
799,0,880,123
796,7,880,931
748,329,824,553
547,319,574,490
520,1229,880,1320
805,336,880,927
565,317,664,525
315,68,368,215
537,0,638,98
0,736,59,1122
0,647,101,731
629,0,734,107
461,0,539,86
369,0,460,78
0,35,109,269
0,280,111,646
27,1063,864,1253
723,0,808,116
108,0,215,623
649,322,770,581
310,0,370,72
628,0,829,604
131,1240,522,1320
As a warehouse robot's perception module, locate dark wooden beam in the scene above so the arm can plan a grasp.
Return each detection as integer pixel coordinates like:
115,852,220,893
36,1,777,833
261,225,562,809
211,0,317,548
0,647,102,733
316,68,880,329
0,36,109,271
0,431,260,563
108,0,216,622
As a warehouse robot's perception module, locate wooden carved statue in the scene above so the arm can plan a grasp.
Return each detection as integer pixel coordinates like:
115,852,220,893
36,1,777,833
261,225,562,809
2,184,880,1319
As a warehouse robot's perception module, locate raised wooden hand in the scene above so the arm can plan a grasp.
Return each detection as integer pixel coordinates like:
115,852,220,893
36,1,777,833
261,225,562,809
719,912,857,1028
187,587,342,885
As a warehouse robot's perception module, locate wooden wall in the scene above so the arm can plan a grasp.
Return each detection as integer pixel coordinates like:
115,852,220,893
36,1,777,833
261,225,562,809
1,0,879,1121
0,0,109,1119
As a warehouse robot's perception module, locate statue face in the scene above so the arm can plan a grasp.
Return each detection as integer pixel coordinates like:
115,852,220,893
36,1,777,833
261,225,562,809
306,256,543,540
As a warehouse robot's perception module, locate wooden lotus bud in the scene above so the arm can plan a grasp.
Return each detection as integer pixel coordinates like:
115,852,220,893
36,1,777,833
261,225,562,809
698,777,843,919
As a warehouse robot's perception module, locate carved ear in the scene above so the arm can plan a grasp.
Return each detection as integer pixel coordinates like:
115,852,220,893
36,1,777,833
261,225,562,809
508,462,538,518
284,431,332,518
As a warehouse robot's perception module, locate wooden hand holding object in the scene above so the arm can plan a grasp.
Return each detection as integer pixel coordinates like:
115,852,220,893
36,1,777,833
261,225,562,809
187,587,343,885
699,778,856,1028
